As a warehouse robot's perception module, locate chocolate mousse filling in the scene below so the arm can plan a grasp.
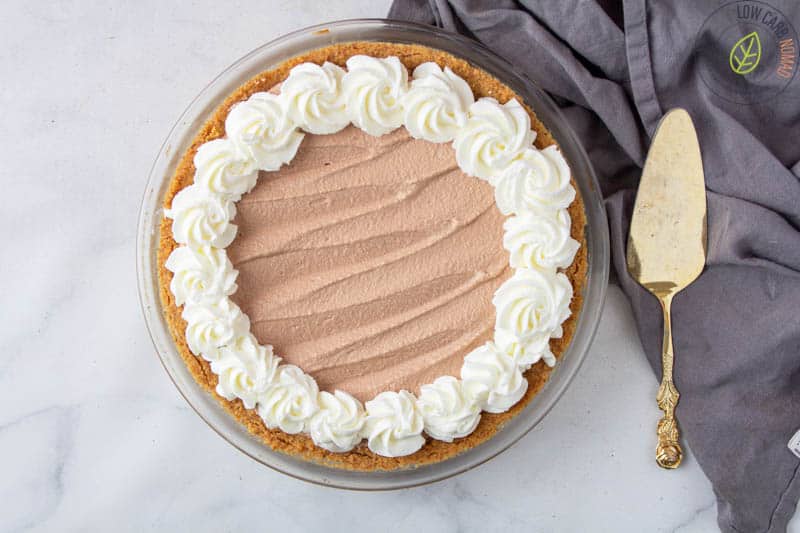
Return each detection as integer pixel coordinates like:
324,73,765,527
227,125,511,402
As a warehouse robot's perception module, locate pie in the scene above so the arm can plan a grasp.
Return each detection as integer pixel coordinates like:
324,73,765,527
158,42,587,471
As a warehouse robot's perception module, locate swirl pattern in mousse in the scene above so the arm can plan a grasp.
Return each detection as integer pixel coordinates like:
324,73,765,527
226,125,512,402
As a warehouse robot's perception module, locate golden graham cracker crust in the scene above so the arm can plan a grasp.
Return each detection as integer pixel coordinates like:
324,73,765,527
157,41,588,471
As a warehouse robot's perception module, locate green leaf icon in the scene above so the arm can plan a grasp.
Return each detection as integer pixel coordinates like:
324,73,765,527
729,31,762,75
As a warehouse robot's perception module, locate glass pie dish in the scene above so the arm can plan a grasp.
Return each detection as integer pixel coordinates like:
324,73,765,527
136,18,609,490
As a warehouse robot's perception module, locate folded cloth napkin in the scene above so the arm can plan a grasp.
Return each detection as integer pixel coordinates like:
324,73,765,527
388,1,800,530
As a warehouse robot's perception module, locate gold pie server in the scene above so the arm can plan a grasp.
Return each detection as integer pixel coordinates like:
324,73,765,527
626,109,707,469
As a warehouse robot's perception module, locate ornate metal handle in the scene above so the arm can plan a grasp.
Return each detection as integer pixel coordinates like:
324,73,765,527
655,294,683,469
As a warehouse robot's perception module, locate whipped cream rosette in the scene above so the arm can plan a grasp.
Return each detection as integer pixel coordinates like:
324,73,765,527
309,390,366,453
343,55,407,136
225,92,304,171
453,97,536,181
402,62,473,143
282,61,350,135
364,390,425,457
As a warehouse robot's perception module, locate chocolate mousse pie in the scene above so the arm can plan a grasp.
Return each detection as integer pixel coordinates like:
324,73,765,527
158,42,587,470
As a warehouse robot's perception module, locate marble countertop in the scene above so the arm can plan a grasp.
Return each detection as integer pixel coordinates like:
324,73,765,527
2,1,796,531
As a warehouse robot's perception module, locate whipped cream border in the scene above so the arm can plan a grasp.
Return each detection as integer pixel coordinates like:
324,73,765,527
164,56,579,458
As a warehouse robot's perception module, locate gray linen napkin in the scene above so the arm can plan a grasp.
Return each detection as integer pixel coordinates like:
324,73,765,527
388,1,800,531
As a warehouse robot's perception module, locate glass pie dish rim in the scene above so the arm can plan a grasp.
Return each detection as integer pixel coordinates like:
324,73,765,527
136,18,610,491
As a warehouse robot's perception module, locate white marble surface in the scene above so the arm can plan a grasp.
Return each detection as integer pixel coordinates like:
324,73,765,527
1,1,797,532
